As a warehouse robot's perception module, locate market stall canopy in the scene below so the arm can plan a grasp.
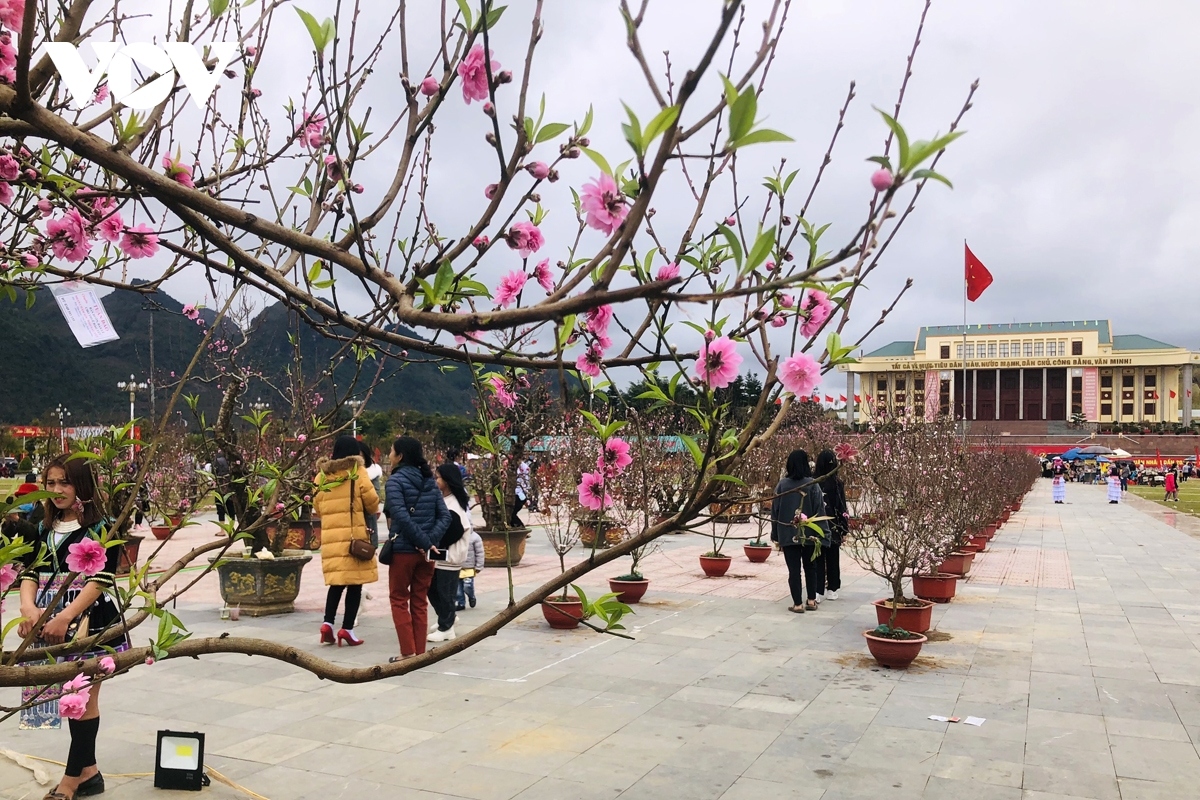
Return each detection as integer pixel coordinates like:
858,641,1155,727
1111,448,1133,459
1060,448,1084,461
1078,445,1115,455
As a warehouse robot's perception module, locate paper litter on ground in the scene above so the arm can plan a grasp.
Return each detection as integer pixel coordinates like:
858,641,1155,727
964,716,986,726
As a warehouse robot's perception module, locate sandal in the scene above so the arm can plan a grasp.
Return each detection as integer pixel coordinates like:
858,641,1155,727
805,600,818,611
43,790,71,800
389,654,414,663
789,604,805,613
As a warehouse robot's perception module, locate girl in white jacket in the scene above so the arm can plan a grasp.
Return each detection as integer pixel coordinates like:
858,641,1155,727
429,464,472,642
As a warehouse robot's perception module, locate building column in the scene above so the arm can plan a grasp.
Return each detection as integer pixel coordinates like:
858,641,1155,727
972,370,978,421
995,368,1000,420
1184,364,1194,427
1019,369,1025,420
846,371,855,425
1042,367,1048,421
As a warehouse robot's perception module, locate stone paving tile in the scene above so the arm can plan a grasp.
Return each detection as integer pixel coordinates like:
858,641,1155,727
9,481,1200,797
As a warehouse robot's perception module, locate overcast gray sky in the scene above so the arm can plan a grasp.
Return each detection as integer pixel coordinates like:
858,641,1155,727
127,0,1200,396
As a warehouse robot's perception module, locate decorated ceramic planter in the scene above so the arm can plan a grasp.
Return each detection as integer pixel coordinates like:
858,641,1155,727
211,552,312,616
479,529,529,567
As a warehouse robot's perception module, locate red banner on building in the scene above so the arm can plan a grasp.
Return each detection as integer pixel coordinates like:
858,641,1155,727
8,426,44,437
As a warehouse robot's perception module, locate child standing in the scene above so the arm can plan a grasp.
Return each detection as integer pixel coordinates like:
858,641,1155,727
457,528,484,610
1107,468,1122,504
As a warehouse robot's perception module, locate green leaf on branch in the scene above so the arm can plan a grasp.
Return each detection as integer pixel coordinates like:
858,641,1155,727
875,108,909,173
732,129,793,149
641,105,680,150
745,226,777,274
535,122,570,144
621,103,644,156
906,131,965,172
296,8,335,54
454,0,473,29
716,223,743,270
680,434,705,469
910,168,954,188
209,0,230,17
577,105,594,138
477,5,507,31
581,147,612,177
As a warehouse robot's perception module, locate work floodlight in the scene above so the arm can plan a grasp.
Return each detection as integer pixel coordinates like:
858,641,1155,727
154,730,207,790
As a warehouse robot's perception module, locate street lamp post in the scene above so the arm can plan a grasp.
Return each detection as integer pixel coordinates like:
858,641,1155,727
250,398,271,414
55,404,71,453
116,374,148,425
347,399,364,438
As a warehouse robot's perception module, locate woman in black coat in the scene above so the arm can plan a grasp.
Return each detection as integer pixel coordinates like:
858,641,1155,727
771,449,830,612
816,449,848,601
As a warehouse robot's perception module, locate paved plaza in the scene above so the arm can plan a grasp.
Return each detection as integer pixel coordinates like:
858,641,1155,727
5,480,1200,798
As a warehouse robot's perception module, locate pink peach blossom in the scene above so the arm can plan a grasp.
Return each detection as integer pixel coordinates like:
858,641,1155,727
92,83,109,103
0,563,16,591
834,442,859,462
484,183,498,199
66,537,107,576
779,294,795,309
525,161,550,180
59,691,89,720
577,471,612,512
120,224,160,259
580,173,628,236
576,345,604,378
0,180,11,207
0,0,25,32
800,289,833,337
770,315,787,328
161,154,195,188
0,32,14,84
98,656,117,674
494,269,527,308
870,168,894,192
488,376,516,408
63,674,90,693
46,208,92,262
145,656,156,666
0,153,17,181
457,44,500,104
779,352,821,397
95,212,122,243
301,111,326,149
585,304,613,338
419,76,439,96
532,259,554,292
695,336,742,389
473,235,490,249
655,262,679,281
506,221,544,258
597,437,632,476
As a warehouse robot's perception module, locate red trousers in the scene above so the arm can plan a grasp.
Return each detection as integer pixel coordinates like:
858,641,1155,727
389,553,434,656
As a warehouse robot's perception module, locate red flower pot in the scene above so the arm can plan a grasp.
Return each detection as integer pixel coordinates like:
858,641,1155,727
912,573,958,604
150,525,174,540
1010,503,1021,513
872,598,934,633
541,597,583,629
863,630,928,669
999,511,1011,524
744,544,772,563
984,523,999,537
959,542,981,554
608,578,650,604
937,551,976,577
699,555,732,577
968,535,989,552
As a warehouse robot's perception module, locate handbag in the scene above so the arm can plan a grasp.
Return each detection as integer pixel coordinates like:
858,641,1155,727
346,477,377,562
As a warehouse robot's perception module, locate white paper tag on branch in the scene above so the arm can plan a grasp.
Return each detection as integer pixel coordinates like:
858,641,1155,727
50,282,119,348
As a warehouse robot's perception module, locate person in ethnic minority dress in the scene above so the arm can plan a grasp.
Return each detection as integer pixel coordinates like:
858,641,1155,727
1051,457,1067,504
1106,467,1122,504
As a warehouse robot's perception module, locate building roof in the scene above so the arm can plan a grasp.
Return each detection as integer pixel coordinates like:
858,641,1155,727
1112,334,1179,351
915,321,1113,350
863,341,916,358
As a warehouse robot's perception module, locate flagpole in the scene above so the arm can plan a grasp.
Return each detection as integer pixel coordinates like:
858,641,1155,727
962,239,968,441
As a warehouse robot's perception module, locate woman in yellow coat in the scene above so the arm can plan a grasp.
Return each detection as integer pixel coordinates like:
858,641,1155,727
313,435,379,646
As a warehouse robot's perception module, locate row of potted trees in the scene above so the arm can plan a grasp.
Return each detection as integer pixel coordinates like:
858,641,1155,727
847,422,1042,667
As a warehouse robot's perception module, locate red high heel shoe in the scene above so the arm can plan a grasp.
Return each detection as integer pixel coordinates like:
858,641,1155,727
337,629,364,647
319,622,335,645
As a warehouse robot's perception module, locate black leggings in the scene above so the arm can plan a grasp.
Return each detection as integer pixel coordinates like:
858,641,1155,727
65,716,100,777
782,544,827,603
324,585,362,629
428,569,459,632
825,540,841,592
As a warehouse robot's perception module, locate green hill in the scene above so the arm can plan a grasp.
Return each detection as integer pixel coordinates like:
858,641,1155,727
0,287,475,425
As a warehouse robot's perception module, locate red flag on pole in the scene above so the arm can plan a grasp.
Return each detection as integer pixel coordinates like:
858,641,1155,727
965,243,993,302
1170,390,1177,399
824,395,833,403
855,394,861,402
1156,449,1163,468
840,395,847,403
1154,391,1160,400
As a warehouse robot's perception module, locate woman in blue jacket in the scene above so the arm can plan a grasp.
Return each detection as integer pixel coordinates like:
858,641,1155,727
384,437,450,661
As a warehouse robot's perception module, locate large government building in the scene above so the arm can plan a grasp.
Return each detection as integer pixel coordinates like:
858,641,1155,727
839,321,1200,426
